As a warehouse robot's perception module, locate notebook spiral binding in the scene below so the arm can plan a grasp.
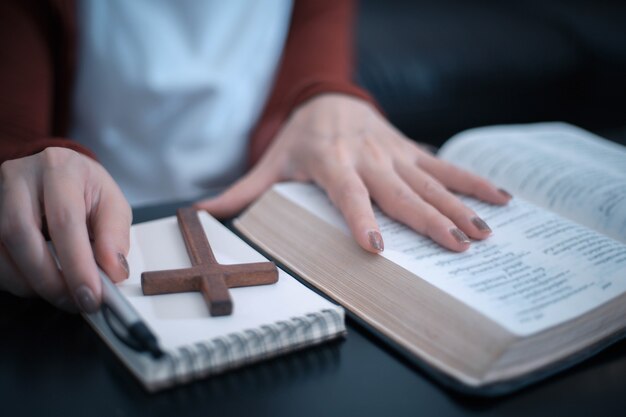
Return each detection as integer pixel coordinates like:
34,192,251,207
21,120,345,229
163,309,345,384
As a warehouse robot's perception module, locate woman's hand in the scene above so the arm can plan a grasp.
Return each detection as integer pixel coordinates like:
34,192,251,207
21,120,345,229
0,148,131,311
195,94,511,253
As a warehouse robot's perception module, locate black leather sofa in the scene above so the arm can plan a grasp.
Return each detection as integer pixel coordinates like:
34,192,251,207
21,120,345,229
356,0,626,146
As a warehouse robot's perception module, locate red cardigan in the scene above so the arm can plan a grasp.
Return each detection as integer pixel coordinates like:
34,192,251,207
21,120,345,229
0,0,375,167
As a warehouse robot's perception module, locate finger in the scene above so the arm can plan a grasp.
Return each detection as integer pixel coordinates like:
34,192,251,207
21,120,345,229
0,177,72,309
395,161,492,240
416,152,512,204
43,174,101,313
361,165,471,252
311,161,382,253
91,179,132,283
195,162,280,218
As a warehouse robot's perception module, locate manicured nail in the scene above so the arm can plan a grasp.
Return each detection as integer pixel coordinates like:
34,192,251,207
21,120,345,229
118,252,129,276
75,285,98,313
471,216,492,233
498,188,513,199
450,228,471,245
368,230,384,252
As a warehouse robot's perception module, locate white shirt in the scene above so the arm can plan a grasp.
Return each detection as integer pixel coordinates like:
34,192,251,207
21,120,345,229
72,0,293,206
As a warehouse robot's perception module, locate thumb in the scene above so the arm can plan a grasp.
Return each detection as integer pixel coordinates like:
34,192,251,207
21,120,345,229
195,163,279,218
91,182,132,283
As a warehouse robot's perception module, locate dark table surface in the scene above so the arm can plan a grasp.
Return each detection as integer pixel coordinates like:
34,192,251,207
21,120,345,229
2,196,626,417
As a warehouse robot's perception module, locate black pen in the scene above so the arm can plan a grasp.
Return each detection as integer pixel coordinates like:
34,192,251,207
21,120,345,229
98,267,164,358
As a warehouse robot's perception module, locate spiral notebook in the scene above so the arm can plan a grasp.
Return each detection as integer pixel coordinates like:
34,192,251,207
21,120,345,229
83,212,346,392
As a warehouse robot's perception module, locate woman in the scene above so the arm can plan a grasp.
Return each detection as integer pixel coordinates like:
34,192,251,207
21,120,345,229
0,0,510,312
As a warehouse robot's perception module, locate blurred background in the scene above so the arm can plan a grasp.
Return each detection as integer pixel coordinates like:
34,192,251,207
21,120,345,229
355,0,626,146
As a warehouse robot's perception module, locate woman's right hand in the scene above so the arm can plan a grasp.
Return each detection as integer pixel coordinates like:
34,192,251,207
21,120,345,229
0,147,132,312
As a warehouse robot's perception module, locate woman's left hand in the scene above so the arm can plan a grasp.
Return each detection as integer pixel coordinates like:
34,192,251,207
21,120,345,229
194,94,510,253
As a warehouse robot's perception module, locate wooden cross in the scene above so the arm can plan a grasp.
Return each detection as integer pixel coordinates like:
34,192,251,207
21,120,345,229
141,207,278,316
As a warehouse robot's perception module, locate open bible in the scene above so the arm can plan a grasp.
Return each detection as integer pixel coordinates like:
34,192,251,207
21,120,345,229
234,122,626,394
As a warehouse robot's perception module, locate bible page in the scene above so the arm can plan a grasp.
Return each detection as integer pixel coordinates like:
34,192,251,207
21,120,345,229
438,122,626,243
276,183,626,336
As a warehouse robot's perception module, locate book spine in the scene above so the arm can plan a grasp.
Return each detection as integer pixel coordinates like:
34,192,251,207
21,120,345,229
162,309,345,385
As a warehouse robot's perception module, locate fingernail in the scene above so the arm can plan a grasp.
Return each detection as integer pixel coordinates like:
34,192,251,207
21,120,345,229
450,228,471,245
498,188,513,199
471,216,492,233
75,285,98,313
368,230,384,252
118,252,129,276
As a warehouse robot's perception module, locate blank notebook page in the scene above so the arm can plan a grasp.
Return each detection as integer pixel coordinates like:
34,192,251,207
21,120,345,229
121,212,342,352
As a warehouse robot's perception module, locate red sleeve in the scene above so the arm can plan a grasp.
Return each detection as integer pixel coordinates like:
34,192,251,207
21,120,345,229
247,0,378,166
0,0,95,164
